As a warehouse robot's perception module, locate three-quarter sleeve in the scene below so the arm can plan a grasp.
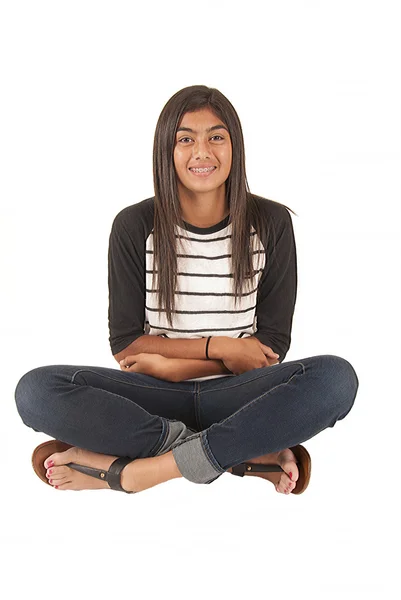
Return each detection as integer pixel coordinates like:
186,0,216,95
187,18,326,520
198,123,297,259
253,205,298,362
108,212,146,356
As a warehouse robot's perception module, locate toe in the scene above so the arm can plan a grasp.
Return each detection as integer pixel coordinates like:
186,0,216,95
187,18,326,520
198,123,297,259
44,452,60,469
50,475,69,485
46,465,68,478
278,473,296,494
277,478,286,493
280,473,291,487
44,447,76,469
285,461,299,483
276,449,299,484
49,471,69,482
46,467,59,479
275,480,289,494
54,481,72,490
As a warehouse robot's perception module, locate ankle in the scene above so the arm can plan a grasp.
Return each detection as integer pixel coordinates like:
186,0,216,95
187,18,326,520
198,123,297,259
162,451,182,480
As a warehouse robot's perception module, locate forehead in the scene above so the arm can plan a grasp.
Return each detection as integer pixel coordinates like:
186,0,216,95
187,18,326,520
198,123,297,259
178,107,225,127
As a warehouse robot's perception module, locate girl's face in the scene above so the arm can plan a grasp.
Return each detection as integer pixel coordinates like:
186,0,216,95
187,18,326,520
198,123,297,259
173,107,232,196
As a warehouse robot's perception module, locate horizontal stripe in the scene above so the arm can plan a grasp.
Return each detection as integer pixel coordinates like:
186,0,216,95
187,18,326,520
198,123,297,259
149,231,258,243
145,304,257,315
146,250,265,260
145,287,259,296
146,322,255,334
146,269,263,278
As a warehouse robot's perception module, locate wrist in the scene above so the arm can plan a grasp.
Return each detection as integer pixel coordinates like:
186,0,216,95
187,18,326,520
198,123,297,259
171,357,231,382
208,336,229,361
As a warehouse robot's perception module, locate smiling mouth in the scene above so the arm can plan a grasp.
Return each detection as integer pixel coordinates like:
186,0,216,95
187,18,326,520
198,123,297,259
188,166,217,177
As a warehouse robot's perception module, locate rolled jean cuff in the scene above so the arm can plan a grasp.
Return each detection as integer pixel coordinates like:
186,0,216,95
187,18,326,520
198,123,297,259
171,432,226,484
154,420,196,457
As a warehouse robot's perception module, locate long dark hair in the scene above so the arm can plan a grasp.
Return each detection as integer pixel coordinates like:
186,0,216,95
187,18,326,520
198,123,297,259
152,84,296,327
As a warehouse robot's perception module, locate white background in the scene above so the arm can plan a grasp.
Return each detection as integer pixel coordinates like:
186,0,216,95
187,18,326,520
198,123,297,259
1,1,400,598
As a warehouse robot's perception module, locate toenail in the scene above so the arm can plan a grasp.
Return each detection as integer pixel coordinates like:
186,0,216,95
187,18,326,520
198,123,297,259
49,479,52,484
48,469,53,475
55,485,59,489
289,472,293,480
47,460,54,468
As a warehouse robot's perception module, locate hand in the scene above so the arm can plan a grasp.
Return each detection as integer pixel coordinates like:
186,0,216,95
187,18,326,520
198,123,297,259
215,337,280,375
119,353,175,381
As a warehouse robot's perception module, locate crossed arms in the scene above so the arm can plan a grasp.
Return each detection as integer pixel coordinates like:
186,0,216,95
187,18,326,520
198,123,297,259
113,335,280,382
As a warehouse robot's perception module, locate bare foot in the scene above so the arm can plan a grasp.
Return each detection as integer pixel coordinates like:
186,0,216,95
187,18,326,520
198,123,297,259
228,448,299,495
43,446,182,493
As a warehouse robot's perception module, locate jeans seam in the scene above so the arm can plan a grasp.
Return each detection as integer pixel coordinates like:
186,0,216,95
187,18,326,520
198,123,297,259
201,432,226,474
194,382,202,431
203,362,306,393
148,418,168,457
208,362,306,429
70,368,190,393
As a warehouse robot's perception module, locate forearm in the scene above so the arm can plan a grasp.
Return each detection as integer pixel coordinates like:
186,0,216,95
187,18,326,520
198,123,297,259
114,335,226,363
170,358,232,382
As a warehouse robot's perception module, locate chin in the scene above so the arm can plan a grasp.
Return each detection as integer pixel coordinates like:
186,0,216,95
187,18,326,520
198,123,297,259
185,178,225,191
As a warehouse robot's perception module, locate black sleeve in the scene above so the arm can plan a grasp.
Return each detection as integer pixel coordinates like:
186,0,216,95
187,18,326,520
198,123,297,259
253,205,298,362
108,211,146,356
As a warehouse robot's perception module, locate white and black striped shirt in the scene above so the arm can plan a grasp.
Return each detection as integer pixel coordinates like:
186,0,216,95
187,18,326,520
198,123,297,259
108,195,297,381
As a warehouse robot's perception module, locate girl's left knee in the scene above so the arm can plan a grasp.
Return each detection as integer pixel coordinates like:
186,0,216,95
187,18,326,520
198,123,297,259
319,354,359,416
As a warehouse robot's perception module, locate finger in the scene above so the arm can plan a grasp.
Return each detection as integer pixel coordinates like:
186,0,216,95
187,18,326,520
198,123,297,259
122,363,140,372
261,345,280,358
120,363,136,371
119,355,139,366
120,360,137,370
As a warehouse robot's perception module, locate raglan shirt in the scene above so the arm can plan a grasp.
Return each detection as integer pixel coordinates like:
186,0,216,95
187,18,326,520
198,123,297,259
108,195,297,382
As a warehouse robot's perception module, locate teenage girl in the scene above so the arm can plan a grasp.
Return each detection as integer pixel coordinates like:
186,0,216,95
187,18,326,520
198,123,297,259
16,85,359,495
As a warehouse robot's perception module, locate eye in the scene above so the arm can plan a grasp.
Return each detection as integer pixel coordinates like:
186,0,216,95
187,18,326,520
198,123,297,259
177,135,225,144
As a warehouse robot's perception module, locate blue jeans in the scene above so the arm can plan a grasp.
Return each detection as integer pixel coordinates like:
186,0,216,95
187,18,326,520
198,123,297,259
14,354,358,484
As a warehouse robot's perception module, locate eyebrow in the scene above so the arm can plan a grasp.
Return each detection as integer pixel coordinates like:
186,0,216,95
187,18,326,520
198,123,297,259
176,124,229,134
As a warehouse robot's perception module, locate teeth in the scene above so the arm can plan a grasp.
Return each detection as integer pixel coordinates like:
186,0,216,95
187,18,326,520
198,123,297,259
190,167,216,173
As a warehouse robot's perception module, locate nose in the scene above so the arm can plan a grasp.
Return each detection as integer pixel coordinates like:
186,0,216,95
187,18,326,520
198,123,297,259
192,138,211,160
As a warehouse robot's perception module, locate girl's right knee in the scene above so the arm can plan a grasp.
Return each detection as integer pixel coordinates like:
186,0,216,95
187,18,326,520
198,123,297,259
14,366,56,425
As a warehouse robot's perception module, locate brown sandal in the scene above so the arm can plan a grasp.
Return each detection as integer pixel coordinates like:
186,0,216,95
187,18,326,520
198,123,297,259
31,439,136,493
230,444,311,494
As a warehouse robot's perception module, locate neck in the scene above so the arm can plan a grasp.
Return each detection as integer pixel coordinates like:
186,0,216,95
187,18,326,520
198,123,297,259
178,184,229,228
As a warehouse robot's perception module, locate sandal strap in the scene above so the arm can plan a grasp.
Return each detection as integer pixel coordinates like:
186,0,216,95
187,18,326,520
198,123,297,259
106,457,135,493
66,456,135,494
231,463,284,477
66,462,106,479
230,463,246,477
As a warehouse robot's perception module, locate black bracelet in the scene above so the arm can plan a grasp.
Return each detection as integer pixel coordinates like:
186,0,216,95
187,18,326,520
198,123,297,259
205,336,212,360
